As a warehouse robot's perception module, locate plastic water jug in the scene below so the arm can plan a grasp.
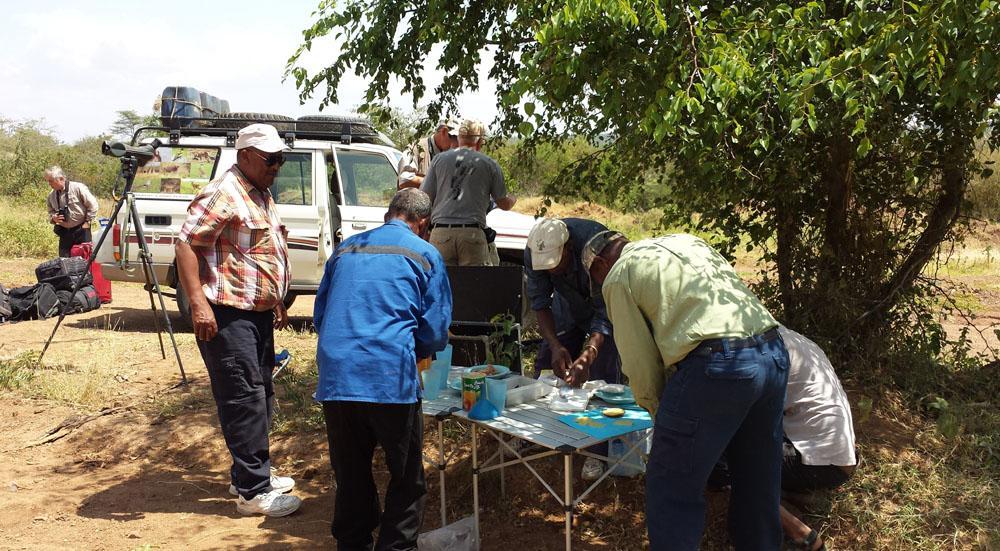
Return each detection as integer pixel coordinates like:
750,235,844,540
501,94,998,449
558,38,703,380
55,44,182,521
608,429,649,477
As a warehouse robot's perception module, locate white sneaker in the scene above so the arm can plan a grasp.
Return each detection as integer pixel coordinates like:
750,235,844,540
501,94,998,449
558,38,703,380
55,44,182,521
229,468,295,497
236,489,302,517
581,457,605,481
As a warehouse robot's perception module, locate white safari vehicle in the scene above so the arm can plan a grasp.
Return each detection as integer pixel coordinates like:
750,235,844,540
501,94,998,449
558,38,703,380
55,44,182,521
94,114,535,322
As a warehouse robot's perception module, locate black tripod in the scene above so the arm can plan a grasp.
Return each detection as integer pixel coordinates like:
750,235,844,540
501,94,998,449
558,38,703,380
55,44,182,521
39,151,187,384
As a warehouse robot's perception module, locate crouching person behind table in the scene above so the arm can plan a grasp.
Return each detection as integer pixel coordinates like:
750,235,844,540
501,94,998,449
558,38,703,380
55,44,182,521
315,188,452,550
175,123,301,517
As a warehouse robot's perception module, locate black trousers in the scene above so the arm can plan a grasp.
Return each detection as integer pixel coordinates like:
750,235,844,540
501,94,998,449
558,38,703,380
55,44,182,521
323,400,426,551
196,304,275,499
57,224,91,258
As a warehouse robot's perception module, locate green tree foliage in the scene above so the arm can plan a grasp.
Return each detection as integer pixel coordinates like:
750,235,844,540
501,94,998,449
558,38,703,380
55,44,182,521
289,1,1000,363
0,118,119,200
485,136,598,197
366,105,426,148
108,110,160,141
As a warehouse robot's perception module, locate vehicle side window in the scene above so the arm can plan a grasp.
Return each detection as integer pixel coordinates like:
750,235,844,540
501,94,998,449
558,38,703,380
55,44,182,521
134,146,219,195
337,150,396,207
272,151,313,205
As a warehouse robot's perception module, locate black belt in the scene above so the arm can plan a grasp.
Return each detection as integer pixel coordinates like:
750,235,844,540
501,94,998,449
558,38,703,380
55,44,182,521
698,327,781,354
433,223,480,229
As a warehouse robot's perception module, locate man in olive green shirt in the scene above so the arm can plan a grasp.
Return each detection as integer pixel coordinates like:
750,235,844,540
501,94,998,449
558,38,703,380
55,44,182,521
585,232,789,551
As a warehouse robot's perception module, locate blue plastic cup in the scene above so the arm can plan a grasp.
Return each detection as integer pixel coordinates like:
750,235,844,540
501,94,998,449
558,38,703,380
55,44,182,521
484,378,507,413
433,344,453,369
423,362,449,400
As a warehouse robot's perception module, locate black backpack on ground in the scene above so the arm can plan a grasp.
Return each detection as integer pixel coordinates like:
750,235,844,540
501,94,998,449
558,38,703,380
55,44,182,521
35,257,92,292
8,283,60,321
56,285,100,314
0,284,11,322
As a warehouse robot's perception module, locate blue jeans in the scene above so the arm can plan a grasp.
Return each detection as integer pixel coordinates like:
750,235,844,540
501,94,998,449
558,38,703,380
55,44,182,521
645,333,789,551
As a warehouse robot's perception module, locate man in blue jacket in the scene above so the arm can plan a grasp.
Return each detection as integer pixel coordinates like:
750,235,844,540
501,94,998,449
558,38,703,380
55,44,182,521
315,188,452,551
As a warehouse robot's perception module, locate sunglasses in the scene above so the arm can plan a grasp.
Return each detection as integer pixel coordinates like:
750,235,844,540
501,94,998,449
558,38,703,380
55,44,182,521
250,149,286,167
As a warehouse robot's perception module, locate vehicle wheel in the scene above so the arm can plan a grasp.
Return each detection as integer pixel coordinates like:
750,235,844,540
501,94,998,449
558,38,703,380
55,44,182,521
174,282,193,332
211,112,295,132
296,115,377,134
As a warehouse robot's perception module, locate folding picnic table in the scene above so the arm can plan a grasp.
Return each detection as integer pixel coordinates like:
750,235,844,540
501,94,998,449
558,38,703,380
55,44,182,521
450,398,652,551
421,394,462,527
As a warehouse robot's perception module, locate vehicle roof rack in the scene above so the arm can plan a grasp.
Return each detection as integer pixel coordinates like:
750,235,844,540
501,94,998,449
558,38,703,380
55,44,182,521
133,114,394,147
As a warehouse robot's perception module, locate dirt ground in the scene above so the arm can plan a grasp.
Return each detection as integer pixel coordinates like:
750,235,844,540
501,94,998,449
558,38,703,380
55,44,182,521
1,250,997,550
0,258,657,550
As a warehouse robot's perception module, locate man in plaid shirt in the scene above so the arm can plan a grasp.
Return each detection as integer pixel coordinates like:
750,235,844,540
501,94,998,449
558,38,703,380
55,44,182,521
175,124,301,517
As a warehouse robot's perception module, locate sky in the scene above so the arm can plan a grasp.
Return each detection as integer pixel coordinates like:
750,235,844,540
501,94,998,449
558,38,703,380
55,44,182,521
0,0,498,142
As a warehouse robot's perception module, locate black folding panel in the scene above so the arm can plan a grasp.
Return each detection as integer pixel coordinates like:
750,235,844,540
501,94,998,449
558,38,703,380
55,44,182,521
445,266,524,371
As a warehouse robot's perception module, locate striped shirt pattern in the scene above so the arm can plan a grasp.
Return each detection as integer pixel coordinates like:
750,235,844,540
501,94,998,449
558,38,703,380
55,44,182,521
179,167,289,311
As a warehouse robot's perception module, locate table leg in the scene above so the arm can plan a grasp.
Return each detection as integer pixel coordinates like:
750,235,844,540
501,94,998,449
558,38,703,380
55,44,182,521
438,419,446,527
564,452,573,551
472,424,480,541
500,434,506,499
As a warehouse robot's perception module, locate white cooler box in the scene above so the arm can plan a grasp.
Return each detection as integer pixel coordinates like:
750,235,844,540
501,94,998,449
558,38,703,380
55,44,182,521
504,375,551,406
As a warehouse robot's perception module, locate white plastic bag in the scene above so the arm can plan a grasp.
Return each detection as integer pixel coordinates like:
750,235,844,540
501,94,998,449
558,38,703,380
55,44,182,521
608,428,651,477
417,516,480,551
546,387,592,412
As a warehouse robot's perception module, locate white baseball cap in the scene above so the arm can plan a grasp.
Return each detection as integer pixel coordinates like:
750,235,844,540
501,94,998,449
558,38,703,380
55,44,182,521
527,218,570,270
236,123,288,153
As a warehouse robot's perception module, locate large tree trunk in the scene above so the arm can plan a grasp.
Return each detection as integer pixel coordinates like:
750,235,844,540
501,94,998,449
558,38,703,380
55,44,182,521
775,180,799,320
818,133,854,288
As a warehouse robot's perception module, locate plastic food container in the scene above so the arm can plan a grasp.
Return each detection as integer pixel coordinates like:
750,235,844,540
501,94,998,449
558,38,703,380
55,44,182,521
504,375,552,406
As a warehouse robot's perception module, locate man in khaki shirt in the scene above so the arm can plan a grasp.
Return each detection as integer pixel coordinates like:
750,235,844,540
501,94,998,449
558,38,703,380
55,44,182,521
44,165,99,257
585,232,789,551
396,118,459,189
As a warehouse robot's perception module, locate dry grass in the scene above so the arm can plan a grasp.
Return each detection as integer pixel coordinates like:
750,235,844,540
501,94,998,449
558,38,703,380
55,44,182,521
513,196,670,240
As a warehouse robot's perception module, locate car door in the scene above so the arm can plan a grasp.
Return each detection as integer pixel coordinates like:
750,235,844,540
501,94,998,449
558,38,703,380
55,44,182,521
270,149,325,287
332,146,399,240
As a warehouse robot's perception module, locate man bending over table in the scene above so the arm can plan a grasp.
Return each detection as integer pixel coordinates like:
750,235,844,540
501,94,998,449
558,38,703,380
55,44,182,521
314,188,452,550
585,231,789,550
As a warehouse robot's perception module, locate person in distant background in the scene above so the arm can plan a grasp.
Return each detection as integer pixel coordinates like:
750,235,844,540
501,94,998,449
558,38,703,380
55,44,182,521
397,118,459,189
420,118,515,266
44,166,98,257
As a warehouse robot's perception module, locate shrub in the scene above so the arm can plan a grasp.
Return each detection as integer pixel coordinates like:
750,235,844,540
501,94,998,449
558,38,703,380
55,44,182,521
0,196,57,258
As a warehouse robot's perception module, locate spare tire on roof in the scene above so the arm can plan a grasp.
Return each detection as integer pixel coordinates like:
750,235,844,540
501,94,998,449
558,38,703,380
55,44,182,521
296,115,377,135
212,112,295,132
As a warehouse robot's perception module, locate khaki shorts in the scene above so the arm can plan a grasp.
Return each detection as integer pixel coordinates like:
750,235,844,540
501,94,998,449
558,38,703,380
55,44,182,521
430,226,489,266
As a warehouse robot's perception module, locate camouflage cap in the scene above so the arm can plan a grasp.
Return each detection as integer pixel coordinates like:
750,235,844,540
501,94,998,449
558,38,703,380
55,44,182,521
458,118,486,138
581,230,626,275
